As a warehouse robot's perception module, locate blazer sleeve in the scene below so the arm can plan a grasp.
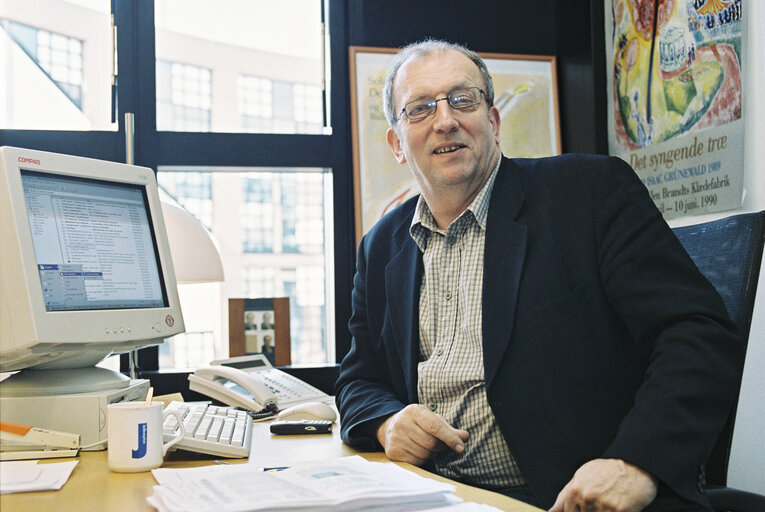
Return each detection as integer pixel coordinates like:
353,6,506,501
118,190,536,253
334,231,409,450
589,156,745,503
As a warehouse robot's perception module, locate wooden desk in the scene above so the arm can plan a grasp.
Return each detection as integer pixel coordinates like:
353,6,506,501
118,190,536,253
2,421,542,511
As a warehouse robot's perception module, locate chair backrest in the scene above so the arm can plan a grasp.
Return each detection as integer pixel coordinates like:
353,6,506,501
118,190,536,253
671,210,765,486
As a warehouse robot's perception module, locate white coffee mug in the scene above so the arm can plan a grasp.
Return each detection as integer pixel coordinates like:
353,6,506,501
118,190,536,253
107,402,184,473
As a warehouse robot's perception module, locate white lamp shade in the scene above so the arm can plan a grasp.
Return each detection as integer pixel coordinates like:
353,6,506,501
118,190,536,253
161,201,225,284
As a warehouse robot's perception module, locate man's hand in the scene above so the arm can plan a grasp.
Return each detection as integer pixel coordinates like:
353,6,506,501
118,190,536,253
376,404,469,466
549,459,658,512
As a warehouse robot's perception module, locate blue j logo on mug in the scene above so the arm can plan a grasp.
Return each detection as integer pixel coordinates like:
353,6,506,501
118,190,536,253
132,422,148,458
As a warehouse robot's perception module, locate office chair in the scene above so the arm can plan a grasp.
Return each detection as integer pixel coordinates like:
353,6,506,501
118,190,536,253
672,210,765,512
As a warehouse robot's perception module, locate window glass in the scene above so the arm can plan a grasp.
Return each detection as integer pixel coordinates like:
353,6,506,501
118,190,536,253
155,0,327,134
156,60,212,131
242,177,274,253
157,167,334,367
0,0,115,130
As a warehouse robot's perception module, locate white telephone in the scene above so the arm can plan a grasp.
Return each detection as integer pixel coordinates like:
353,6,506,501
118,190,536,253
188,354,330,413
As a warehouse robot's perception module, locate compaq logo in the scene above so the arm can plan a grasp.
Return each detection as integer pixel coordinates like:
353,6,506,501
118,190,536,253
18,157,41,165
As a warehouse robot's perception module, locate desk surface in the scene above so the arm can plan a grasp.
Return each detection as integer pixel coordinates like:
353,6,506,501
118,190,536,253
2,420,542,511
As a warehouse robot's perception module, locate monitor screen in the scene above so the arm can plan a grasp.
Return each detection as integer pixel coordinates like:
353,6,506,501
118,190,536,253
21,170,167,311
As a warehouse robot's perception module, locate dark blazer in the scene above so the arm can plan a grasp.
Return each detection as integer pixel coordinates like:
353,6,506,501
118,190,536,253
335,154,744,510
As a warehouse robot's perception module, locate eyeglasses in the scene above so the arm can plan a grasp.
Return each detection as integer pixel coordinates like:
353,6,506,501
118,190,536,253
399,87,486,122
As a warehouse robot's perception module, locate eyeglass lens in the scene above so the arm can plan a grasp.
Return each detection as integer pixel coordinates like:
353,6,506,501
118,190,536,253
403,87,483,120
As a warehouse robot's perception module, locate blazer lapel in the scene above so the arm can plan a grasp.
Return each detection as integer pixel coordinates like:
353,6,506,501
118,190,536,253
483,158,527,386
385,216,422,403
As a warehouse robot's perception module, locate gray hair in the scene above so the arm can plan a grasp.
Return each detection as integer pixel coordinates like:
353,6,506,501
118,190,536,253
382,39,495,131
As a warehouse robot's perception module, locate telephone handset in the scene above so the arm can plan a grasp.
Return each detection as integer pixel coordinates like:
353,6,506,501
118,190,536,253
188,365,277,412
188,354,330,413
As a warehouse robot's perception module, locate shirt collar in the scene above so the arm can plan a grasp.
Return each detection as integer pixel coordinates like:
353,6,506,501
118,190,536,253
410,156,502,250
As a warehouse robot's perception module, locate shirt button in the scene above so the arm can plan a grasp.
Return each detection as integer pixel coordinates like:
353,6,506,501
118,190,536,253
428,403,437,411
436,348,444,356
445,290,452,301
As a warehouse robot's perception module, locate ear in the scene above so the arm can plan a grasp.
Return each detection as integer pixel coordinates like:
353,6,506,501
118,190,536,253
386,127,407,164
489,106,501,146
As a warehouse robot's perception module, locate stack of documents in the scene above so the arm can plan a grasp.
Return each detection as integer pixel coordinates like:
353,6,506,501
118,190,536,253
149,456,460,512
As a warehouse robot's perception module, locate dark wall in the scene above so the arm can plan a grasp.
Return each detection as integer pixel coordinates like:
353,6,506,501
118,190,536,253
347,0,556,55
556,1,608,155
344,0,608,154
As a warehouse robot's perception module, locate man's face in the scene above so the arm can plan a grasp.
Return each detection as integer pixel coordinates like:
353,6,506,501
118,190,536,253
386,50,501,201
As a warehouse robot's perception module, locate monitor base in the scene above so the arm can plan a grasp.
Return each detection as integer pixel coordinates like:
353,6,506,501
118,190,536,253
0,367,131,396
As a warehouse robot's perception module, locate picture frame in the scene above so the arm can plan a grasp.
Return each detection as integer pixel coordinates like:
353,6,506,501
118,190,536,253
228,297,291,366
349,46,561,244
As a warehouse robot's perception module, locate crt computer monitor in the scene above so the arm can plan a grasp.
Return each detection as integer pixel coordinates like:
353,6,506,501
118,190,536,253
0,146,185,395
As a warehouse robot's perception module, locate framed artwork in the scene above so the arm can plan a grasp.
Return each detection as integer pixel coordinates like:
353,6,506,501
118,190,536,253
349,46,561,243
604,0,744,220
228,297,290,366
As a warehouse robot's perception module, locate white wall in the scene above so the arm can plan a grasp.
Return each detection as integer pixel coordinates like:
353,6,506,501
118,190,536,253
688,3,765,494
729,254,765,492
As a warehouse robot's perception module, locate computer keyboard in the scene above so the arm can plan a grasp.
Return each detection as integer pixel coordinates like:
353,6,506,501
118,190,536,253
163,401,252,458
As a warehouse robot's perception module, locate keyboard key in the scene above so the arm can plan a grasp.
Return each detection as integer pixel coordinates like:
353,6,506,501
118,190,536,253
206,417,224,441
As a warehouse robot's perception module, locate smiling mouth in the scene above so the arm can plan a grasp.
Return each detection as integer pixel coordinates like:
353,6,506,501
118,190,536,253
433,145,463,154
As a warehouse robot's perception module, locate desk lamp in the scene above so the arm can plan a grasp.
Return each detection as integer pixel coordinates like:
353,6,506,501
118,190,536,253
125,201,224,378
161,201,224,284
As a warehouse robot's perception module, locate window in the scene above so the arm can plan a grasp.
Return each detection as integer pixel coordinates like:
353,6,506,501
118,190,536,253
158,167,334,366
239,76,274,131
159,331,215,369
1,0,349,383
0,1,114,130
156,61,212,132
293,83,324,133
281,174,325,254
36,26,84,108
243,266,277,298
151,1,338,368
242,177,274,253
157,172,213,229
154,0,326,134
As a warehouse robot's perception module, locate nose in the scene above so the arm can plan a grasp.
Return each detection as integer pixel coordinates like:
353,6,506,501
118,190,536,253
431,97,458,132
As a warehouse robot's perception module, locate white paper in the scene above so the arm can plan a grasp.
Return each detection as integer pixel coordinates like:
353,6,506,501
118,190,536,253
0,459,78,494
149,456,457,512
426,503,507,512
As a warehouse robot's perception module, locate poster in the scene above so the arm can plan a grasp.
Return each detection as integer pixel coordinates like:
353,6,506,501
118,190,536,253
605,0,744,219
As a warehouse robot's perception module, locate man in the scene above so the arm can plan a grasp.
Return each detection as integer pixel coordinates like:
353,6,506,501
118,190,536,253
261,311,275,330
245,311,257,331
261,334,275,364
335,40,743,512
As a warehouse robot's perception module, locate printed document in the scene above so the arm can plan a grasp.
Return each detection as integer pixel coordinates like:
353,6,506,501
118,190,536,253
149,456,459,512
